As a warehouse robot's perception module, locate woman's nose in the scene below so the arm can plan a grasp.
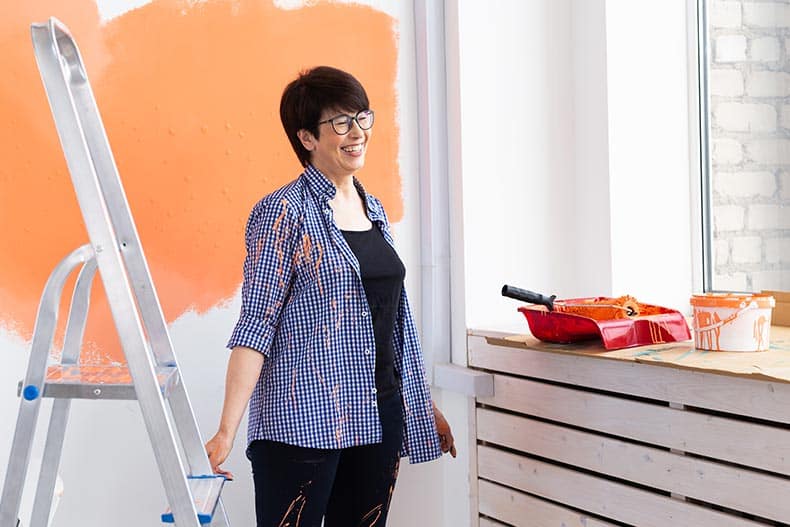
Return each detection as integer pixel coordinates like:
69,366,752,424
348,119,364,136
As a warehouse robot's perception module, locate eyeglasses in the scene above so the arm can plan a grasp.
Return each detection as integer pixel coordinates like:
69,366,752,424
317,109,375,135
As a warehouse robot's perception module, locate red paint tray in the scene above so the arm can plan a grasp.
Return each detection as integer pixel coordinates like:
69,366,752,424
518,298,691,350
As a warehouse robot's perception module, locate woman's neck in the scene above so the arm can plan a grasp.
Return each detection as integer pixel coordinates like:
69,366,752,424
313,166,369,229
314,165,357,199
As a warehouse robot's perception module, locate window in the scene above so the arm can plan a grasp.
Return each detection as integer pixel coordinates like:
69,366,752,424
699,0,790,292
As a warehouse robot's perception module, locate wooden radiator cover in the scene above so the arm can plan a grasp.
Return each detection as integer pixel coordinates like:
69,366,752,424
468,327,790,527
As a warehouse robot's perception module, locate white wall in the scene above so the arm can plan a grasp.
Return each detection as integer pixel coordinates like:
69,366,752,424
572,0,613,297
459,0,695,337
459,0,577,334
604,0,693,310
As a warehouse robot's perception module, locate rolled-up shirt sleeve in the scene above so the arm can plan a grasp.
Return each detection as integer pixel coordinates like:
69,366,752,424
227,197,298,356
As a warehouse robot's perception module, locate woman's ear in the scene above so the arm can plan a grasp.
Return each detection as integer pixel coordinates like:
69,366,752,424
297,129,315,152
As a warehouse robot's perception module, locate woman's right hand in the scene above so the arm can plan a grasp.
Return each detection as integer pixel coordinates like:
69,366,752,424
205,431,235,480
206,346,263,479
207,346,265,482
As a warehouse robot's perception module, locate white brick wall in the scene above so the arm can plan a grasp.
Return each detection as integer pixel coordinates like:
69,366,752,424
715,35,747,62
713,138,743,164
746,139,790,165
767,238,790,263
748,204,790,229
752,270,790,291
707,1,789,292
713,272,748,291
746,71,790,97
743,2,790,28
714,102,776,132
711,1,742,28
714,205,745,231
731,236,762,263
781,104,790,129
710,69,744,96
714,170,776,197
715,239,730,265
750,36,781,62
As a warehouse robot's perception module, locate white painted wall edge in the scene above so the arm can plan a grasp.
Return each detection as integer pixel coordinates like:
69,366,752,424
687,0,705,295
433,363,493,397
437,0,478,525
414,0,451,376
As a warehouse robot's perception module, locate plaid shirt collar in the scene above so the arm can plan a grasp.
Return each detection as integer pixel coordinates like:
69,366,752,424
303,164,385,225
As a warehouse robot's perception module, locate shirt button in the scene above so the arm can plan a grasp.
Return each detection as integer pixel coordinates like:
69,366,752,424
372,388,377,394
364,348,372,355
361,310,368,317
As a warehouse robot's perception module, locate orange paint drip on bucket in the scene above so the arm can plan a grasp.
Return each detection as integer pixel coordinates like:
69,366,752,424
690,293,775,352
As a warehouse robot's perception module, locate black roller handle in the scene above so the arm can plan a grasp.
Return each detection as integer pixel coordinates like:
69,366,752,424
501,285,556,311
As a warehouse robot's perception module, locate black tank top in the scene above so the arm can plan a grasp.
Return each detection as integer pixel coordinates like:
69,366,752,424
341,225,405,400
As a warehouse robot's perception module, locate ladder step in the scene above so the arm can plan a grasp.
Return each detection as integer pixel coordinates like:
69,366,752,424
161,475,226,524
17,365,180,400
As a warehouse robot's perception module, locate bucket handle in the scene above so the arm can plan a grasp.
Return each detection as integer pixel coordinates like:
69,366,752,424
694,302,758,333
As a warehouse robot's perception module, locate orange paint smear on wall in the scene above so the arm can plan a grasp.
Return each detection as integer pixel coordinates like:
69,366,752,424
1,0,401,362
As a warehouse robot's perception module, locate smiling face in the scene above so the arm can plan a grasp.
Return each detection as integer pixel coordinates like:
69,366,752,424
297,108,372,179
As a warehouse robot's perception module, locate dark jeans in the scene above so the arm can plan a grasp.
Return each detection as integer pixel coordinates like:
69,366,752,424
246,391,404,527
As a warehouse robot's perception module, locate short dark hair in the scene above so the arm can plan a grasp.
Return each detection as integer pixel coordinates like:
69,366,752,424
279,66,370,167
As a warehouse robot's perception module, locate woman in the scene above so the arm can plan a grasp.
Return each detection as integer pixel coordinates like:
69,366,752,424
205,66,455,527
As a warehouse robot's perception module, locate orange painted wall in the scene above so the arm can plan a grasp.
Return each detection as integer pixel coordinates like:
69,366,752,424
1,0,402,362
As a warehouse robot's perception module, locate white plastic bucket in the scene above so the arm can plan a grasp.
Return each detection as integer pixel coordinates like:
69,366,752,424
690,293,775,352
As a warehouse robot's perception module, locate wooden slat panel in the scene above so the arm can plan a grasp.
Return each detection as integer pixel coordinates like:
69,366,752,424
479,517,509,527
478,373,790,476
478,408,790,523
469,335,790,423
478,479,617,527
478,445,765,527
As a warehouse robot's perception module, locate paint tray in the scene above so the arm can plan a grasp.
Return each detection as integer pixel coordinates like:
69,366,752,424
518,298,691,350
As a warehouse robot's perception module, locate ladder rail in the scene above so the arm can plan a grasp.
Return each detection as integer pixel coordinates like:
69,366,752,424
29,399,68,527
30,258,97,527
58,18,224,508
169,386,229,526
31,20,201,526
35,13,215,477
59,258,98,366
0,244,93,526
54,22,179,369
68,70,220,511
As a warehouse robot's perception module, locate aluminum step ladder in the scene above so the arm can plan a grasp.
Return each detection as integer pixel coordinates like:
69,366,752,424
0,17,229,527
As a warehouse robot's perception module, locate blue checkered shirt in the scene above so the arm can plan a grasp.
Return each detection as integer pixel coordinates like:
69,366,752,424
228,165,442,464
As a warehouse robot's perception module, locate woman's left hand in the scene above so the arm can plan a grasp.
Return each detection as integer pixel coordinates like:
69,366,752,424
433,403,457,458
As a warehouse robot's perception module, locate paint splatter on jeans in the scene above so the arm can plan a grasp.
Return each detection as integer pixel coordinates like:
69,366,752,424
247,390,404,527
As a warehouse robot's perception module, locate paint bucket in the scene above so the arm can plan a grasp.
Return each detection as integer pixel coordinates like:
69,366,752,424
690,293,775,352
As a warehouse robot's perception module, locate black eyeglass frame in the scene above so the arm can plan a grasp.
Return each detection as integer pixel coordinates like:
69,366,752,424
317,109,375,135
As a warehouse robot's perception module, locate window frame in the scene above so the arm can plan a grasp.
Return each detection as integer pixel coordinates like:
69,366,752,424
695,0,716,293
